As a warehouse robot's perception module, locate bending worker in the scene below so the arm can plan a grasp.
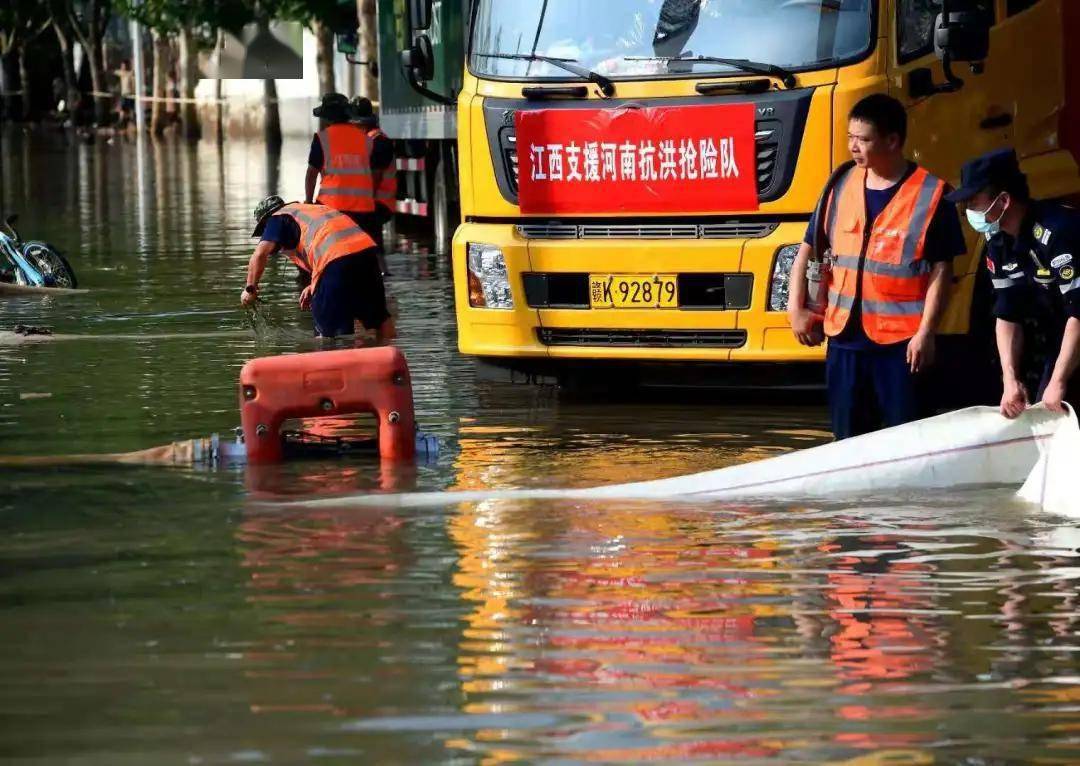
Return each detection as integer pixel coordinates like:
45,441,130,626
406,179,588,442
241,195,395,341
949,148,1080,417
305,93,395,275
788,95,966,439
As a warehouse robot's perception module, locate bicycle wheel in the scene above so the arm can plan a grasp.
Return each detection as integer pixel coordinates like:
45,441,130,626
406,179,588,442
22,241,77,289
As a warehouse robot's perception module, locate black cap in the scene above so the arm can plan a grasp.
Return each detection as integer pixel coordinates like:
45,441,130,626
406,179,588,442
252,195,285,237
313,92,351,122
946,148,1026,204
350,96,374,123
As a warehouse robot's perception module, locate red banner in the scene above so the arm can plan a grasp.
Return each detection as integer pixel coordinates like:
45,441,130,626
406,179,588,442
515,103,759,215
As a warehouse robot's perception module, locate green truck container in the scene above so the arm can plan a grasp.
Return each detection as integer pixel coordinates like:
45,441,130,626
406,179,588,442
377,0,468,253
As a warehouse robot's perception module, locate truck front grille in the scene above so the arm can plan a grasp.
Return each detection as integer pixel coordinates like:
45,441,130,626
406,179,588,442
537,328,747,348
516,221,778,240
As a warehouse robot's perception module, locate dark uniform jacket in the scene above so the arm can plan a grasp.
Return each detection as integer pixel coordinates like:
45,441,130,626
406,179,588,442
987,201,1080,325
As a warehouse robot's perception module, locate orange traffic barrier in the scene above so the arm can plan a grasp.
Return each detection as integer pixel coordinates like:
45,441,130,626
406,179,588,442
239,346,416,464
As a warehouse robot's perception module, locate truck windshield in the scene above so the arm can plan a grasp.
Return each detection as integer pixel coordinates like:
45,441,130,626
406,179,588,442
470,0,874,80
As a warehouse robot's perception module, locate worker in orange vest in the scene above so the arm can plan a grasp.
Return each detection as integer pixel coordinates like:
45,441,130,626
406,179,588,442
242,195,395,341
305,93,395,276
787,95,966,439
352,96,398,237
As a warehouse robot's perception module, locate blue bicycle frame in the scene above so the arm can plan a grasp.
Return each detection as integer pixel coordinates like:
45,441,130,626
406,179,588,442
0,223,47,287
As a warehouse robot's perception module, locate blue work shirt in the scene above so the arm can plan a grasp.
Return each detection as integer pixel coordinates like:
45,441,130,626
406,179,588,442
260,214,301,251
987,200,1080,326
805,163,967,349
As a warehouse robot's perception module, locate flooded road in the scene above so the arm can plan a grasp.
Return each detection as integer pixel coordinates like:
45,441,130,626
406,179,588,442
2,130,1079,764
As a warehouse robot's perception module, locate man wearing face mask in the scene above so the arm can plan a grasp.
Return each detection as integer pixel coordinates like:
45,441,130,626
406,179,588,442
949,148,1080,418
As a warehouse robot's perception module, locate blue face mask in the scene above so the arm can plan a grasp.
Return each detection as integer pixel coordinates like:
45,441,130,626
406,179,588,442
965,194,1006,240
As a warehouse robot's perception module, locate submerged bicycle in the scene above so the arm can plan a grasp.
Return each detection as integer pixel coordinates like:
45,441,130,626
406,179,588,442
0,213,78,289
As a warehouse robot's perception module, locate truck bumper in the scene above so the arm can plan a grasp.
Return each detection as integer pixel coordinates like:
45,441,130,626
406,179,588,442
454,221,824,366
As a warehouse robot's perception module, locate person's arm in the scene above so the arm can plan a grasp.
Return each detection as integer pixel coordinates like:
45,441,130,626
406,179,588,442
997,318,1028,418
906,260,951,373
306,134,323,204
1041,224,1080,412
305,165,319,205
787,241,824,346
241,240,278,306
1040,318,1080,412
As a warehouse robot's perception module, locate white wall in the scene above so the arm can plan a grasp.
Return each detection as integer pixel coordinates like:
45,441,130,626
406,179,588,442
194,29,364,138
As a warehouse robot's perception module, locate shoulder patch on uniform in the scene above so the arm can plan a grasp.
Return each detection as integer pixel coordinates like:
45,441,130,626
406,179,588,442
1061,266,1075,281
1052,253,1073,269
1033,223,1049,243
986,256,995,274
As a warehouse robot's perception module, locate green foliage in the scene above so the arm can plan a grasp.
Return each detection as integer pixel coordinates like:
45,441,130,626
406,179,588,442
114,0,356,34
115,0,255,34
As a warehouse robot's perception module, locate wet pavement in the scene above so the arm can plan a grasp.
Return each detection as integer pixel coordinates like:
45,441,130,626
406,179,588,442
1,129,1079,764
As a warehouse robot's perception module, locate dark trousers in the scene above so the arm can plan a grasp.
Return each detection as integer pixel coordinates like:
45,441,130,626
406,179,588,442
826,342,922,440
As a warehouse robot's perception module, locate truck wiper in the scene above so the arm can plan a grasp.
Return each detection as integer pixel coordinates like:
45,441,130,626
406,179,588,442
473,53,616,98
625,55,797,89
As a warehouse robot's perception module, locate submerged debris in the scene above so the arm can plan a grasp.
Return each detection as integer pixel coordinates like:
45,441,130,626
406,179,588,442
13,325,53,336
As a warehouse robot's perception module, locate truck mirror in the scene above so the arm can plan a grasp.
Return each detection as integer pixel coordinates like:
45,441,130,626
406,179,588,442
401,34,436,82
409,0,432,31
336,31,358,55
933,11,990,63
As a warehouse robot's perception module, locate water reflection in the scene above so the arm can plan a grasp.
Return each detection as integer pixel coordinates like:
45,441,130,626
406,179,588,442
2,130,1080,763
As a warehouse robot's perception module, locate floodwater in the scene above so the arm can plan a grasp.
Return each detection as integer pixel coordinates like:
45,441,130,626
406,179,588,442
1,129,1079,765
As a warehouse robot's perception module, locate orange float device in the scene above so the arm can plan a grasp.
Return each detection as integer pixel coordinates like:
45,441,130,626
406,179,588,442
239,346,416,464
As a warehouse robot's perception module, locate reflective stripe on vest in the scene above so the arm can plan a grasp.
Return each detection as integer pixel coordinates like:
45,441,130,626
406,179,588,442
279,203,376,290
823,165,945,345
367,127,398,212
316,124,376,213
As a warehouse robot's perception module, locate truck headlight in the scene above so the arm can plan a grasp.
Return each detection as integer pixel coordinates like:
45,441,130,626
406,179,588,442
769,244,800,312
467,243,513,309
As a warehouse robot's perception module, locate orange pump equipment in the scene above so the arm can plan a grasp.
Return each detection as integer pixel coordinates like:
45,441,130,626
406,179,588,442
239,346,416,465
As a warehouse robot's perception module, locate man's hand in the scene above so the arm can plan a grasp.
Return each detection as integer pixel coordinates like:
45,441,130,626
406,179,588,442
240,288,258,308
1001,378,1029,419
789,307,825,347
1040,378,1068,413
906,331,935,373
298,285,313,311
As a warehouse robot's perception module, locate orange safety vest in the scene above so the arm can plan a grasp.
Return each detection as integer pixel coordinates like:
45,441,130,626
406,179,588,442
367,127,398,214
823,165,946,345
277,203,375,290
316,124,376,213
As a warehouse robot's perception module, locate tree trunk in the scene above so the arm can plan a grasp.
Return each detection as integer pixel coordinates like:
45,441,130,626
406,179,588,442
150,31,169,136
86,42,108,125
0,54,8,124
213,30,225,142
178,26,200,140
263,78,281,149
53,25,79,115
358,0,377,101
314,20,336,97
16,44,30,120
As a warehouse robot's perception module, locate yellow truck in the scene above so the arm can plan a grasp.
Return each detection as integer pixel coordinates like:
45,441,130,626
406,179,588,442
399,0,1080,387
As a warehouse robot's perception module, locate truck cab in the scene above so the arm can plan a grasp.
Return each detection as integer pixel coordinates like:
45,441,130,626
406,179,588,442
400,0,1079,386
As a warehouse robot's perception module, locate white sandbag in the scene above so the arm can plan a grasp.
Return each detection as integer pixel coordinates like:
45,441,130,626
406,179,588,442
280,406,1073,511
1017,406,1080,519
588,406,1066,500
